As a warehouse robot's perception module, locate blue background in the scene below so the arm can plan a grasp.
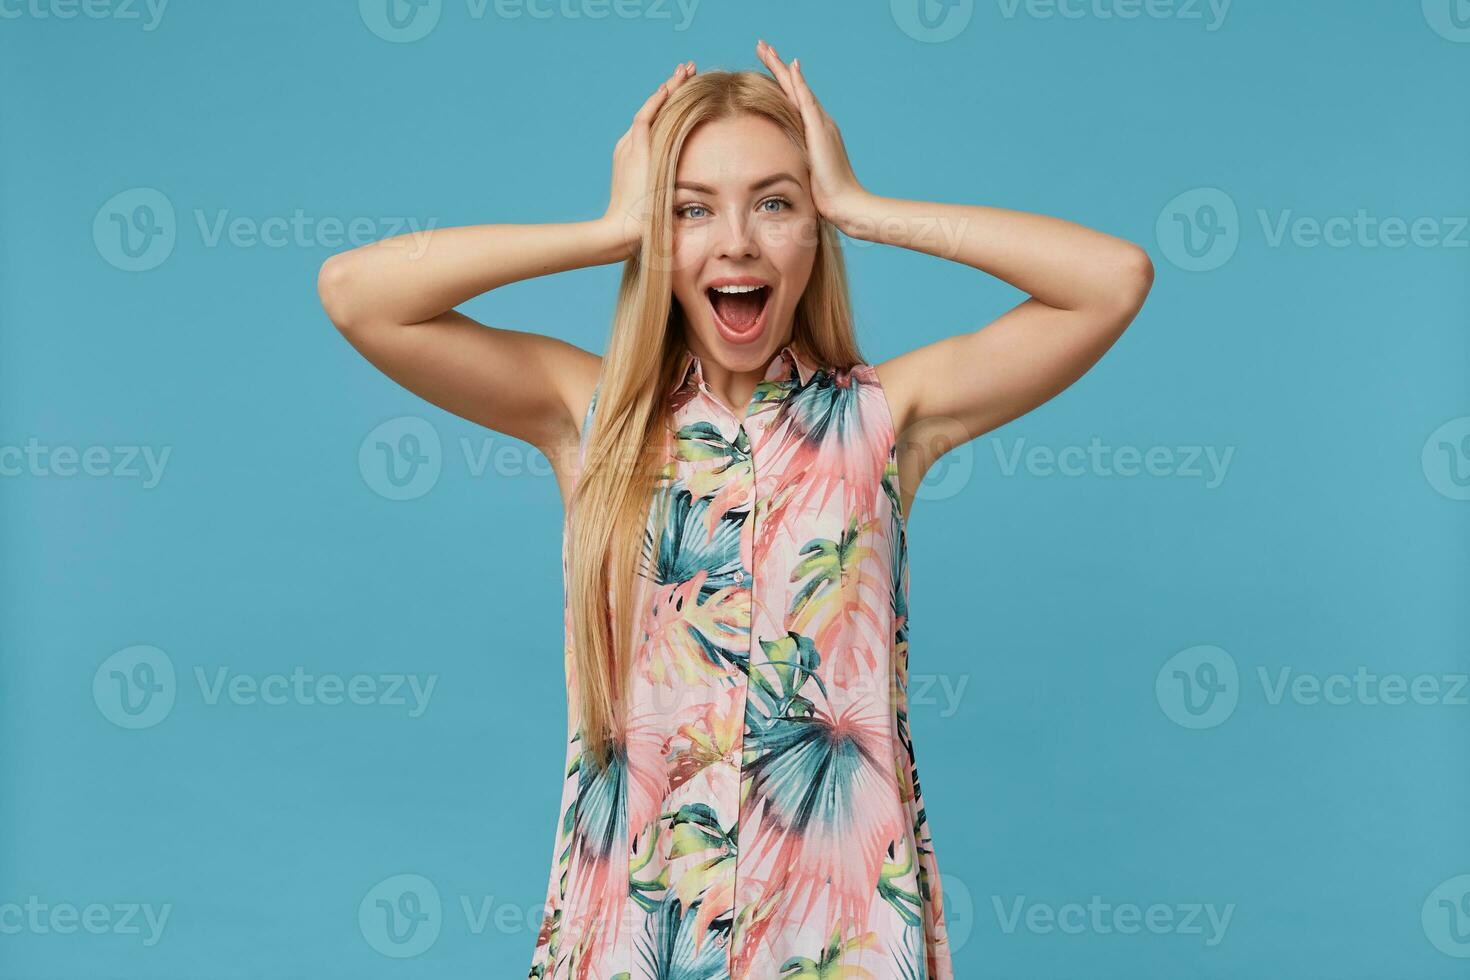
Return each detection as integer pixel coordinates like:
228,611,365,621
2,0,1467,976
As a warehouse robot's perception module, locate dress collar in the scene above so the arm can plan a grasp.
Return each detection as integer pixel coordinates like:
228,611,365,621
667,342,816,396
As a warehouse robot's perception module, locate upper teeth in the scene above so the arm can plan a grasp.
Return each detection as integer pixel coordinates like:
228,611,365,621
711,284,765,294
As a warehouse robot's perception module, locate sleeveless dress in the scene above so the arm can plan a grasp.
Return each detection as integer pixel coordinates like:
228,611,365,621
529,342,954,979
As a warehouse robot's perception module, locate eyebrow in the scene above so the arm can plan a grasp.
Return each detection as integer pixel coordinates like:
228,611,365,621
674,172,803,195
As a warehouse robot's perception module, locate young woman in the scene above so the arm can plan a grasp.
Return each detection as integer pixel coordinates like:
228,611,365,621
318,41,1152,980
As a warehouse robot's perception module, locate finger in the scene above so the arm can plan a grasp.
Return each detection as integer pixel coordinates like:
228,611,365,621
633,63,689,127
667,59,696,97
788,58,827,120
632,83,669,127
760,43,821,132
758,39,793,105
644,79,678,121
755,40,799,106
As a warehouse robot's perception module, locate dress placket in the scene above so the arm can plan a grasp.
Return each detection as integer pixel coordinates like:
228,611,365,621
681,356,771,973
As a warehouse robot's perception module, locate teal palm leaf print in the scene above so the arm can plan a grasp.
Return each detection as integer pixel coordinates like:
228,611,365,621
635,892,733,980
571,734,627,860
743,706,886,839
645,488,747,593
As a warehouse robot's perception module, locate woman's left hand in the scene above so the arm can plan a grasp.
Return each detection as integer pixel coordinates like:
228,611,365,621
755,40,870,233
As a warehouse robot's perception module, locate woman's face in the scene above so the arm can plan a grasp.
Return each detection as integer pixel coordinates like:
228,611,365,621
668,113,819,373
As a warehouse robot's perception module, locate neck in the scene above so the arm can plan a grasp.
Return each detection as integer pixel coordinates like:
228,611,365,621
681,334,795,411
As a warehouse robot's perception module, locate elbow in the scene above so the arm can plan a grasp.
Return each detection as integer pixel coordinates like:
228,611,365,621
317,251,363,334
1105,243,1154,317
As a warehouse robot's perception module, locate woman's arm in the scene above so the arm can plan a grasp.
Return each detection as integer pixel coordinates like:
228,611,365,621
316,61,699,458
316,219,628,455
832,193,1154,443
319,219,634,330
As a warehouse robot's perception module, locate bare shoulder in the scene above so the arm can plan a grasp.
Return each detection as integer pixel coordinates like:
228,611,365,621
870,349,923,440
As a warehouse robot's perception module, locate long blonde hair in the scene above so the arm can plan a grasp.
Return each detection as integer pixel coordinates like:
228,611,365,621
567,68,863,769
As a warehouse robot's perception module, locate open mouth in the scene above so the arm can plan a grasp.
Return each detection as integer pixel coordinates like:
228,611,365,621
706,285,771,339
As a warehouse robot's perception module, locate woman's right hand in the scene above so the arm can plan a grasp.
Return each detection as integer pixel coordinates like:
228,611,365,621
601,61,697,261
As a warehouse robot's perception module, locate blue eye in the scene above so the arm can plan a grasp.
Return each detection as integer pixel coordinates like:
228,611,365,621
676,197,793,220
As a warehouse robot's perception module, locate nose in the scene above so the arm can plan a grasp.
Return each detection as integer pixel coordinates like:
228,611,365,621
713,207,760,261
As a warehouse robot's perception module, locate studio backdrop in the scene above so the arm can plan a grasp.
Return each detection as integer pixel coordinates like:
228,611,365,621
2,1,1466,977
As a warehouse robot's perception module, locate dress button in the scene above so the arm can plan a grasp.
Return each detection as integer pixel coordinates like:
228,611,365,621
733,569,746,585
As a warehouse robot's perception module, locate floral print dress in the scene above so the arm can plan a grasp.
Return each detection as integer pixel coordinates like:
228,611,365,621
529,342,954,979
